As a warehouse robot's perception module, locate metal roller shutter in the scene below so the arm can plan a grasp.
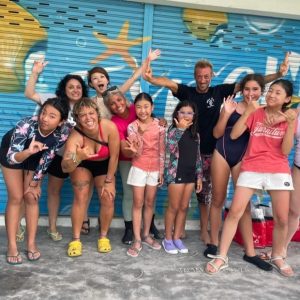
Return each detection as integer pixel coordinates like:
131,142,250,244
147,4,300,218
0,0,147,216
1,1,300,220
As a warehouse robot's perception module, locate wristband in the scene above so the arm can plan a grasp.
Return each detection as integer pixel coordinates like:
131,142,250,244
71,153,81,164
10,153,22,164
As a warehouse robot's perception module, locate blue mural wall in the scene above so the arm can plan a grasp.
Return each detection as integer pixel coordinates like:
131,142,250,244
0,0,299,218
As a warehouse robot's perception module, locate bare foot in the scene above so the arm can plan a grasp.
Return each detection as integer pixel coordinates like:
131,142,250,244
200,230,210,244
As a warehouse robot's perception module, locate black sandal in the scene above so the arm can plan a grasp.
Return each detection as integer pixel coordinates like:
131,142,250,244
81,219,90,235
203,244,218,258
243,254,273,271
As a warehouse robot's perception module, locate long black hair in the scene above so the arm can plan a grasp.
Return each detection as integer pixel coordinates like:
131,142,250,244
269,79,293,111
134,92,156,117
38,97,69,121
170,101,198,138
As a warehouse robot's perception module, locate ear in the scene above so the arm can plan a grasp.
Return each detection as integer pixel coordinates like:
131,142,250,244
284,96,292,104
88,82,95,89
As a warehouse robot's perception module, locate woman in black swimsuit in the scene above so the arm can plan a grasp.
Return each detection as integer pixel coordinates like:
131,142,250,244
205,74,272,271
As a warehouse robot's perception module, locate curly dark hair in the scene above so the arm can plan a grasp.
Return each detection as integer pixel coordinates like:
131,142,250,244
55,74,88,101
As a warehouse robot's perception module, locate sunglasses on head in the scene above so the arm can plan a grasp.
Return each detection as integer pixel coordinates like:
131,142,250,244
102,86,119,97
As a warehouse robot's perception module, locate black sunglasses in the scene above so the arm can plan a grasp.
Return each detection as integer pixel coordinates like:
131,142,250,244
102,86,119,97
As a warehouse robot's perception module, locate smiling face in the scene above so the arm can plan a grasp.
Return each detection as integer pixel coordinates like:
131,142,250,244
242,80,262,104
135,98,154,123
77,106,99,131
108,93,128,117
65,79,83,103
266,83,291,110
194,66,213,93
90,72,109,95
177,105,195,123
39,104,62,135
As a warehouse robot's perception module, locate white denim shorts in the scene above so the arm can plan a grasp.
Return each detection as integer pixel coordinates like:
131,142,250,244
127,166,159,187
237,171,294,191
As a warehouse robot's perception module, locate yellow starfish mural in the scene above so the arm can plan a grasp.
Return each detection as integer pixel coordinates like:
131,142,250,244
91,21,151,69
0,0,47,92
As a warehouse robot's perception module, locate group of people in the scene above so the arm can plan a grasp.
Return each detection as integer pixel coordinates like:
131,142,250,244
1,49,299,278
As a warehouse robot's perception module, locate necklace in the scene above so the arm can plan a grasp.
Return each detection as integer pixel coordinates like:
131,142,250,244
38,126,56,138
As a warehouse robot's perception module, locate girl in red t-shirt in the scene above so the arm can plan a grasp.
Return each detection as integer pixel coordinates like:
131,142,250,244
205,79,297,277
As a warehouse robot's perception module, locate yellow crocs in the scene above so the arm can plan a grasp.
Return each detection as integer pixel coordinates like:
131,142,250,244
68,240,82,257
98,237,112,253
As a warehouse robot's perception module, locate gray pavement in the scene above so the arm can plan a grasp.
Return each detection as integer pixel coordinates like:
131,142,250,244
0,223,300,300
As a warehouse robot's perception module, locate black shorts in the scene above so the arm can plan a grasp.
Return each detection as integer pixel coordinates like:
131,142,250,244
78,158,109,178
0,130,39,171
47,155,69,179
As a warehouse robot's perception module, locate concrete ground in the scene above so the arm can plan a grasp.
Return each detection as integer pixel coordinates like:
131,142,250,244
0,222,300,300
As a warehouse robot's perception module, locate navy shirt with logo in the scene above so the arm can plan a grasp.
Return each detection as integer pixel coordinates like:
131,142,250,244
173,83,236,155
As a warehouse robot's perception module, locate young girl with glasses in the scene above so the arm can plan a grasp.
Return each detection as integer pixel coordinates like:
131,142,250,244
162,101,202,254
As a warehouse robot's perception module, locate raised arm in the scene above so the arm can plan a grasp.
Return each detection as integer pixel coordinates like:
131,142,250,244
119,49,161,94
213,95,237,138
142,54,178,94
230,101,262,140
24,59,48,104
233,52,290,94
